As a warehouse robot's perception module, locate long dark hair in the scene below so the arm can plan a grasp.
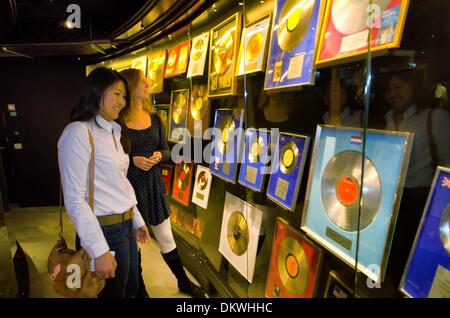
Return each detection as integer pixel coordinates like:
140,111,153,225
70,67,132,151
70,67,131,122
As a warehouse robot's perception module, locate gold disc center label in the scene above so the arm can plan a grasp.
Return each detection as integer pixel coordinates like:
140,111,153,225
250,142,261,157
195,97,203,110
287,7,302,31
285,254,299,278
282,148,294,167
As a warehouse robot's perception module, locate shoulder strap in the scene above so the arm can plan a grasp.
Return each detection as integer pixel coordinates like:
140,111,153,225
427,108,438,168
86,127,95,209
58,125,95,238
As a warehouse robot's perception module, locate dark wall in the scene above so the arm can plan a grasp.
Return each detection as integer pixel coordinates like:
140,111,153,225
0,57,84,207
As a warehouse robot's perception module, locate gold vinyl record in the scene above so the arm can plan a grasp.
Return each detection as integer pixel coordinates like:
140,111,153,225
280,141,299,174
213,31,234,75
176,163,191,191
321,150,381,232
331,0,390,35
245,31,263,62
276,0,315,52
217,115,236,155
440,204,450,254
172,92,187,124
227,211,249,256
248,135,265,163
277,236,309,296
192,38,205,61
190,85,209,121
156,110,168,130
197,171,209,191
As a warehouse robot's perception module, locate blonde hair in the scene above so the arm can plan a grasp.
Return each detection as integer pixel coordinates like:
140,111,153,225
119,68,153,120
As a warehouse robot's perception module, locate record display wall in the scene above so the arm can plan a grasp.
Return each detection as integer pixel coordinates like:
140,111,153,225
84,0,421,298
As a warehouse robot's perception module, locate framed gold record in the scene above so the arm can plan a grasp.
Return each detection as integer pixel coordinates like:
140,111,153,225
236,14,272,76
218,192,263,283
265,218,323,298
168,89,189,144
147,49,166,94
187,84,210,138
208,12,242,98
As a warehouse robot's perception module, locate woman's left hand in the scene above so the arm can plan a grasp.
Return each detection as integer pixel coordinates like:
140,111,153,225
148,151,162,164
135,225,151,244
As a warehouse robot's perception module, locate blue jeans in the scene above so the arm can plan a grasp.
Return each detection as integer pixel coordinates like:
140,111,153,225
97,219,139,298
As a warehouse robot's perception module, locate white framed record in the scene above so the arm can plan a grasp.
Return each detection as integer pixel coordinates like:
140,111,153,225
191,165,212,209
218,192,263,283
187,32,210,78
236,14,271,76
301,125,413,283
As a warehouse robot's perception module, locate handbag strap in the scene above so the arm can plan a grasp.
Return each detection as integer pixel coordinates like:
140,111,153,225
58,126,95,239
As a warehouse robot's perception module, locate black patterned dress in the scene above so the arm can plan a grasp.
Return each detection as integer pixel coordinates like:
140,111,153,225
127,113,171,226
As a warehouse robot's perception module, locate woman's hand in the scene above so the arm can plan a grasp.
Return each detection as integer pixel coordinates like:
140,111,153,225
149,151,162,163
135,225,151,244
94,251,117,279
133,156,154,171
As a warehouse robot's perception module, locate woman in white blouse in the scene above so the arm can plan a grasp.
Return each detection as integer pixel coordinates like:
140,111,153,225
58,67,150,298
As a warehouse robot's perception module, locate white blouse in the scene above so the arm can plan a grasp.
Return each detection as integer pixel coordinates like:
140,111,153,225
386,105,450,188
58,115,145,259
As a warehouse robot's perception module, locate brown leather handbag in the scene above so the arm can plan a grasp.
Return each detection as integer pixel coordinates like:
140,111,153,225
47,127,105,298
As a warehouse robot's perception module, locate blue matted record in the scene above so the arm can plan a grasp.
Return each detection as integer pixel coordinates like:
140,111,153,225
264,0,324,91
400,167,450,298
209,108,244,183
301,125,413,283
267,132,310,211
238,129,272,192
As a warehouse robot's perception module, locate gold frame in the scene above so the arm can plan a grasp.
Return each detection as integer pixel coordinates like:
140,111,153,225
208,12,242,98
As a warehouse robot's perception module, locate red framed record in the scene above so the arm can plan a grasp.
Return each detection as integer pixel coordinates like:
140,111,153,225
265,218,323,298
316,0,410,66
164,40,190,78
171,162,193,206
160,164,173,196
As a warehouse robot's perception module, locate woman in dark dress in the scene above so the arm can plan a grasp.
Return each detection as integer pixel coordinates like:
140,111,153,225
118,69,206,298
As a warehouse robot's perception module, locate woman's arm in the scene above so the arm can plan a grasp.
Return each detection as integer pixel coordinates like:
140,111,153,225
57,122,109,259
